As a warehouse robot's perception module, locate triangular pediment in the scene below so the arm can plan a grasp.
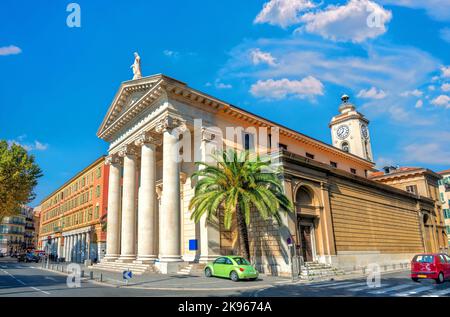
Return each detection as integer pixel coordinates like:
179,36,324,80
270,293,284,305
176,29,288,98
97,75,166,140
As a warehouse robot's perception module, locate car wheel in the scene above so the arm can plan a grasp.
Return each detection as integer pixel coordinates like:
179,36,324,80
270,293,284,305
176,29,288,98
436,272,444,284
205,267,212,278
411,278,419,283
230,271,239,282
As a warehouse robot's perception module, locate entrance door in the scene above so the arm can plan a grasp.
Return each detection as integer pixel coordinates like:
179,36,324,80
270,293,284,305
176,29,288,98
300,224,313,262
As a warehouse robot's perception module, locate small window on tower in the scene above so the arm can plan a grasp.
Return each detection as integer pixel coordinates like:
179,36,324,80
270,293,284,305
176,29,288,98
305,152,315,159
350,168,357,174
330,161,338,168
342,142,350,152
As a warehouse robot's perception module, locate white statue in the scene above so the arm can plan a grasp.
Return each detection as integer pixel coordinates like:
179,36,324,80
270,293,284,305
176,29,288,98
131,52,142,80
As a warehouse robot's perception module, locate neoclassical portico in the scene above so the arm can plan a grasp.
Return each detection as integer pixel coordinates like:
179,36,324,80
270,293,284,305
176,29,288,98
101,110,200,273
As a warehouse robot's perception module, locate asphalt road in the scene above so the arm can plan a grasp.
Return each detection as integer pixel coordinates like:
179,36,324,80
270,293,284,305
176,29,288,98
1,258,450,297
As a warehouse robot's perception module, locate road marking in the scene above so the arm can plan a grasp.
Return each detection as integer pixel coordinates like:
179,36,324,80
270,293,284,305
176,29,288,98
309,281,355,288
368,284,412,294
395,285,435,297
30,287,50,295
329,282,367,289
427,288,450,296
45,277,57,281
347,284,386,292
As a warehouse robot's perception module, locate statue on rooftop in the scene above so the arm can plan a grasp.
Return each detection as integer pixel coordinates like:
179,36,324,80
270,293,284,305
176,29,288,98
131,52,142,80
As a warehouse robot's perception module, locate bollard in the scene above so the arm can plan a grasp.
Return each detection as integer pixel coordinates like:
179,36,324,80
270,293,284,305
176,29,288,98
81,270,84,278
89,271,93,280
100,273,103,282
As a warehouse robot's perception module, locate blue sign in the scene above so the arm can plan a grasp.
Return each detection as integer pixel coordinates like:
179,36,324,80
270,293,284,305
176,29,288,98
123,270,132,280
189,239,198,251
287,237,293,246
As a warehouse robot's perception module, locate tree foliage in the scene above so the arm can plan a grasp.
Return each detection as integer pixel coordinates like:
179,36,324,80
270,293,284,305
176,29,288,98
189,150,293,260
0,140,42,222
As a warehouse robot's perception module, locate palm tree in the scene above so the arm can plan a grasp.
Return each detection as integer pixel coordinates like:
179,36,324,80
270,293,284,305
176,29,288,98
189,149,294,261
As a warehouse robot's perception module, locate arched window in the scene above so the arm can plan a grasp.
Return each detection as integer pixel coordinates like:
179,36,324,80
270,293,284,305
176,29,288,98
342,141,350,152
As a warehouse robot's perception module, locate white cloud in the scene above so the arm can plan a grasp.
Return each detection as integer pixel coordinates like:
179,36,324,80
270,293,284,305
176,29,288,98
441,66,450,78
403,143,450,165
162,50,180,58
34,141,48,151
400,89,423,97
415,99,423,108
250,76,324,99
298,0,392,43
0,45,22,56
380,0,450,21
215,81,232,89
428,85,436,91
431,95,450,108
250,48,277,66
7,138,48,151
442,83,450,92
254,0,316,28
440,28,450,43
357,86,387,99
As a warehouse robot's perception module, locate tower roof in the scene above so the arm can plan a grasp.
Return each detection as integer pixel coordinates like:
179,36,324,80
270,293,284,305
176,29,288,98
339,94,356,113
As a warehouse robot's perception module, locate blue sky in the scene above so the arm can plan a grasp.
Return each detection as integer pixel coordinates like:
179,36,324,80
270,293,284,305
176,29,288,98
1,0,449,206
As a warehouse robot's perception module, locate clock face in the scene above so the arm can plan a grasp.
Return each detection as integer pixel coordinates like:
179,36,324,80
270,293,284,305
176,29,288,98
361,125,369,139
336,125,350,140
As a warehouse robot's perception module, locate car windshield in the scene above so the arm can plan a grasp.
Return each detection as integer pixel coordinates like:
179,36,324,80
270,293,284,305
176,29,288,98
233,257,250,265
414,255,434,263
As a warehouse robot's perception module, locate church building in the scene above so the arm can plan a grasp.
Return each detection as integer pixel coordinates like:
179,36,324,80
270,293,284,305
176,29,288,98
94,62,447,276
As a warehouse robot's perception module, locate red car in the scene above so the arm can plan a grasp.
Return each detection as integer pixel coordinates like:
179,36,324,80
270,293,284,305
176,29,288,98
411,253,450,284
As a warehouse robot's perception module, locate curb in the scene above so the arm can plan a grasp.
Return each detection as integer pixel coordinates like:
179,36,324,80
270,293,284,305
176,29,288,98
38,266,276,292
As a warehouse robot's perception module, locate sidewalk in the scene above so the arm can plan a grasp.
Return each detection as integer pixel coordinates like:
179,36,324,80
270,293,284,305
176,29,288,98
39,261,289,291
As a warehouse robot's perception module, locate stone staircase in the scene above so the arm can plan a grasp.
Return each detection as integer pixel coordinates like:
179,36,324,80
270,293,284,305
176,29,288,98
177,263,206,276
88,261,157,275
300,262,345,280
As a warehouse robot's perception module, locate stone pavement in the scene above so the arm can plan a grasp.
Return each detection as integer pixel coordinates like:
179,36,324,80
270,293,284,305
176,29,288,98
38,261,290,291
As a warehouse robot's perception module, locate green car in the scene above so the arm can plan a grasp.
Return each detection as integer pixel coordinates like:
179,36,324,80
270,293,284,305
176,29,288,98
204,256,259,281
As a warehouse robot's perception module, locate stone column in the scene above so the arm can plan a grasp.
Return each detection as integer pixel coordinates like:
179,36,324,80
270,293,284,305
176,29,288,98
104,155,122,262
118,145,137,262
69,235,73,262
196,127,221,263
81,233,87,263
135,133,160,263
156,116,184,272
57,237,62,260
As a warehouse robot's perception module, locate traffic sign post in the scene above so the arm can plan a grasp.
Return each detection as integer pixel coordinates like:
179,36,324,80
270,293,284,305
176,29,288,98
123,269,133,286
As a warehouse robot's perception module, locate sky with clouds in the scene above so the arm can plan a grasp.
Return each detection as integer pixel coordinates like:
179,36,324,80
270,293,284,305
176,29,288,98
0,0,449,206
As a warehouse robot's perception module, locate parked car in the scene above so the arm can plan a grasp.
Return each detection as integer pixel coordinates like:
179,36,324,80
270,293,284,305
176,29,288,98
25,252,40,263
411,253,450,284
204,256,259,282
17,253,26,262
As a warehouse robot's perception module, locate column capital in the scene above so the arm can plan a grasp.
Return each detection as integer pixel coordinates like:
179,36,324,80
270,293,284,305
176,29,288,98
118,144,138,158
155,115,187,134
135,132,162,147
105,154,121,166
201,127,216,143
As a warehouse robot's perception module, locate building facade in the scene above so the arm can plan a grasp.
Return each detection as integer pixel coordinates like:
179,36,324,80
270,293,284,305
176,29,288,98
95,73,447,276
438,169,450,245
0,206,34,255
38,156,109,263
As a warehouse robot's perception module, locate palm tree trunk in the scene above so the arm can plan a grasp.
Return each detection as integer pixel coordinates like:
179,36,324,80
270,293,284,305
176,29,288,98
236,205,250,260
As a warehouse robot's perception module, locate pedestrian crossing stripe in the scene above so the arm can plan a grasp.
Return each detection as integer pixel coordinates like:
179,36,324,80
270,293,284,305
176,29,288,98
395,286,435,297
347,284,385,292
309,281,355,288
329,282,367,289
368,284,412,294
428,288,450,296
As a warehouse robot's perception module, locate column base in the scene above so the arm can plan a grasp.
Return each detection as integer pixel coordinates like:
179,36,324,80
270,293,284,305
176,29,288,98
117,255,137,263
199,255,221,263
156,261,185,274
134,255,157,264
103,254,119,262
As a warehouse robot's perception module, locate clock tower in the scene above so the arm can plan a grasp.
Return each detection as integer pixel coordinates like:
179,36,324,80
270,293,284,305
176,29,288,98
329,94,373,162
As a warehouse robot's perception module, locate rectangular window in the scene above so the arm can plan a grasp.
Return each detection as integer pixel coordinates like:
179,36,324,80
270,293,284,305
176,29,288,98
350,168,357,175
96,185,101,198
305,152,314,159
440,193,445,203
96,167,102,179
406,185,418,195
94,206,100,219
444,209,450,219
278,143,288,150
330,161,337,168
447,226,450,234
